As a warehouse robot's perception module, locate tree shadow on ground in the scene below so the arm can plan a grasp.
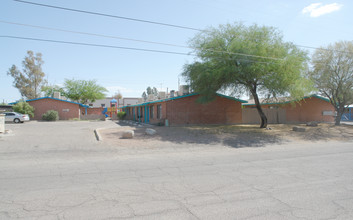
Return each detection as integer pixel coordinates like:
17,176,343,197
289,125,353,142
116,121,284,148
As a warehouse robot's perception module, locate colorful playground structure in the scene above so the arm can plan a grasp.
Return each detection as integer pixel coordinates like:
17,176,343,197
102,99,118,118
341,105,353,121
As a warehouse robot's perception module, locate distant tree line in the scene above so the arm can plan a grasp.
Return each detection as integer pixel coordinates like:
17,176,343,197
7,51,108,105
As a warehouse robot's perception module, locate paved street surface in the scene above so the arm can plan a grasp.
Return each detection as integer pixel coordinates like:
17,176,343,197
0,121,353,219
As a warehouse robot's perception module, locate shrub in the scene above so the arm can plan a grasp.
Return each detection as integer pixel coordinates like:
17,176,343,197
42,110,59,121
12,101,34,118
117,111,126,120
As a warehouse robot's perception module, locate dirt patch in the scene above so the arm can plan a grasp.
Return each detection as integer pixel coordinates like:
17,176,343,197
98,123,353,149
99,123,353,148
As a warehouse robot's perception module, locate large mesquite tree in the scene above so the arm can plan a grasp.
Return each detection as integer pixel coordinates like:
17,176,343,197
183,23,311,128
310,41,353,125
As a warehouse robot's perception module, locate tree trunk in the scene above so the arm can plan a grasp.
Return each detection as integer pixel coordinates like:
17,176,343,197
251,90,268,128
335,107,344,126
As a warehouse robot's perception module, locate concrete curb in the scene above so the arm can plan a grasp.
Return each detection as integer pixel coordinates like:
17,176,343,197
94,128,103,141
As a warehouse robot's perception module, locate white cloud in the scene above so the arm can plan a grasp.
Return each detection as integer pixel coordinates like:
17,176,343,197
302,3,343,17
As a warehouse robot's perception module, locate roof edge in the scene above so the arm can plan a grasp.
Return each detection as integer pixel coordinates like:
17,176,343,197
242,94,330,106
119,93,247,108
10,97,90,108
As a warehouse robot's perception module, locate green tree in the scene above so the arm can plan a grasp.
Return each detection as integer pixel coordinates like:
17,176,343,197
63,79,107,104
7,51,47,99
146,87,152,95
12,101,34,118
152,87,158,96
310,41,353,125
41,85,65,97
142,87,158,101
142,91,147,101
183,23,311,128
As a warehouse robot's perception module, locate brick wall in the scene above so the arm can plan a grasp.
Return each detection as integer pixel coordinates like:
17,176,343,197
284,97,334,123
165,95,242,125
243,96,335,123
122,95,243,125
28,98,80,120
80,107,104,115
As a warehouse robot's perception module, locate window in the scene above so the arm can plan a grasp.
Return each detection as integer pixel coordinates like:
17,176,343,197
157,104,162,119
101,104,105,107
150,106,154,119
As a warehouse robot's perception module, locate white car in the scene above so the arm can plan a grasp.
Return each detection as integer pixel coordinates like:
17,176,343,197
4,112,30,123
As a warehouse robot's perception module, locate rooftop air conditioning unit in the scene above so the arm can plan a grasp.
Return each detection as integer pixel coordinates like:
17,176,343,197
178,85,189,96
147,94,155,101
158,91,166,99
53,92,61,99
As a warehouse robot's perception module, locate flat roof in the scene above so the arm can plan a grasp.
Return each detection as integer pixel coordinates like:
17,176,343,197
242,94,330,106
9,97,90,108
119,93,247,108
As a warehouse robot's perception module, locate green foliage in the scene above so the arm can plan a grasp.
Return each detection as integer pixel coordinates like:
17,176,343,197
117,111,126,120
142,86,158,101
63,79,107,104
183,23,311,128
41,85,65,97
7,51,47,99
310,41,353,125
12,101,34,118
42,110,59,121
142,91,147,101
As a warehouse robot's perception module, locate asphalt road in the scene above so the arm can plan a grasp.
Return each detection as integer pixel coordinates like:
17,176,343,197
0,121,353,219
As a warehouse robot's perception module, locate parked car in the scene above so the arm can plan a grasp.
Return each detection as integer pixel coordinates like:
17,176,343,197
4,112,30,123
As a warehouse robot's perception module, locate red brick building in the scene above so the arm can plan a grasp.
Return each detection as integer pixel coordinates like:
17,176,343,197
12,97,89,120
120,93,247,126
243,95,335,123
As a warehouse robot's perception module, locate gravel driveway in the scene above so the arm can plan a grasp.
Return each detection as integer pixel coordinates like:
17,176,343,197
1,121,353,219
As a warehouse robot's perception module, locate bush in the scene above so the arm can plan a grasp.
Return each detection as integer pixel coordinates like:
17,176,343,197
12,101,34,118
117,111,126,120
42,110,59,121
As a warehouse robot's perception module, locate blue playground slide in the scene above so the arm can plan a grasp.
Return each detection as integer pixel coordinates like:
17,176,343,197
102,108,109,118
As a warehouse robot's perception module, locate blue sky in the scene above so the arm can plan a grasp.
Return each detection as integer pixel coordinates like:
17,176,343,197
1,0,351,103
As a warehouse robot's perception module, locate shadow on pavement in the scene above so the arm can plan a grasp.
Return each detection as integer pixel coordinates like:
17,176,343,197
116,121,283,148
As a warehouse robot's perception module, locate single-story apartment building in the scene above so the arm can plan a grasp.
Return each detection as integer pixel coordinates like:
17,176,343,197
120,93,247,126
10,97,89,120
242,94,335,123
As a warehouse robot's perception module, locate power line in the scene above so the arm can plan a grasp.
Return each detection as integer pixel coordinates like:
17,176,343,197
0,35,192,56
0,20,285,61
12,0,203,32
295,44,353,55
0,35,281,65
12,0,352,55
0,20,189,49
